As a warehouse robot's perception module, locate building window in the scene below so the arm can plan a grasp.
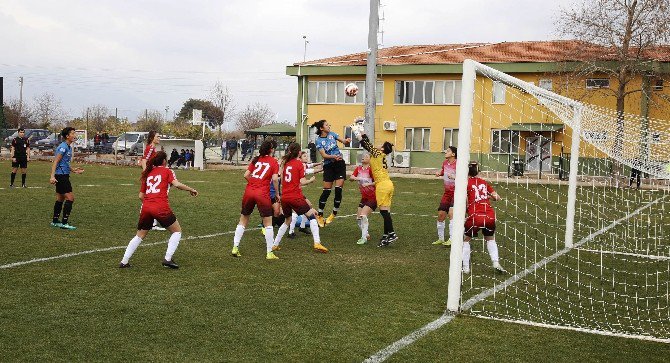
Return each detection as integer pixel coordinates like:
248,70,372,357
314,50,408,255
586,78,610,89
343,126,362,148
395,80,462,105
443,128,459,151
539,79,553,91
307,81,383,104
405,127,431,151
653,79,664,91
492,81,506,104
491,129,519,154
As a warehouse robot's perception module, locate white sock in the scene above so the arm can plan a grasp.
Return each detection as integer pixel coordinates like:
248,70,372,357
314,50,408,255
487,240,499,263
264,226,275,253
165,232,182,261
275,223,288,246
300,215,307,228
437,220,445,241
121,236,142,264
289,212,297,234
361,215,369,240
448,219,455,240
357,217,362,229
462,242,471,271
233,224,245,247
309,219,321,244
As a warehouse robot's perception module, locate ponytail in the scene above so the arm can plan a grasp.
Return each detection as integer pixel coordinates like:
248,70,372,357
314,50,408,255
251,140,274,165
141,151,168,182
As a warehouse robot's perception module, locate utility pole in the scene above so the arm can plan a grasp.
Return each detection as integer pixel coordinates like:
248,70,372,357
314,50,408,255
86,107,89,135
302,35,309,62
18,77,24,122
364,0,379,142
165,106,169,121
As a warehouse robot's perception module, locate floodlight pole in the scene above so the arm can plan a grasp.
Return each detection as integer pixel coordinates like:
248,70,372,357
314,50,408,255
364,0,379,142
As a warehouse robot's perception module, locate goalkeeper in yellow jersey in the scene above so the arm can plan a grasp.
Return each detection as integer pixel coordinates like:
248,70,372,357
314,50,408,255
351,120,397,247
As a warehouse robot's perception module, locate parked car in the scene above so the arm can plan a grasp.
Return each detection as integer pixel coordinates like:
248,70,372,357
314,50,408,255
93,136,118,154
112,132,148,154
34,133,62,151
4,129,51,149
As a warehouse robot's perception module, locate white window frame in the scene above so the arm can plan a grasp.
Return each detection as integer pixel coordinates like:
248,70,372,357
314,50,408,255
443,128,459,151
490,129,520,154
586,78,610,89
395,80,461,105
307,81,383,104
405,127,431,151
492,81,506,104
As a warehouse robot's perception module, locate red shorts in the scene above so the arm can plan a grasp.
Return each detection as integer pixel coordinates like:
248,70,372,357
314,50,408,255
359,197,377,211
138,206,177,230
281,197,311,217
438,189,455,211
464,213,496,237
241,189,273,217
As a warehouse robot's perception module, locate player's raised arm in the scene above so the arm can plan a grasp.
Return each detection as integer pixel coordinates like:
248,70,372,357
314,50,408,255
351,124,381,158
171,179,198,197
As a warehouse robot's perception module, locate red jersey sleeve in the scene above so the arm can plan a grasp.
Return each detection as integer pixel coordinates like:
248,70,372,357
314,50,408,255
270,158,279,176
140,178,147,193
166,168,176,184
352,166,360,177
486,181,495,194
247,161,255,172
439,160,447,176
298,161,305,180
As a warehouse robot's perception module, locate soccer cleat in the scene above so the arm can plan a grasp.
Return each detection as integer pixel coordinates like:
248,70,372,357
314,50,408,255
21,184,27,188
386,232,398,244
356,237,367,245
298,227,311,235
119,262,131,268
152,225,166,231
287,232,296,239
316,215,325,228
325,214,335,225
377,235,389,247
493,262,507,274
313,243,329,253
432,239,445,245
462,266,470,274
266,251,279,260
50,222,63,228
261,227,266,236
443,238,452,247
162,259,179,269
231,246,242,257
272,245,281,252
9,185,15,189
60,223,77,230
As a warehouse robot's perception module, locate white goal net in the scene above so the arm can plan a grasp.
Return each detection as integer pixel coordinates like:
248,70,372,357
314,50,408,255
447,60,670,343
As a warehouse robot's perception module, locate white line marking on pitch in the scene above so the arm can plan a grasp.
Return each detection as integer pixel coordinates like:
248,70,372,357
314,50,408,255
577,248,670,261
363,196,668,362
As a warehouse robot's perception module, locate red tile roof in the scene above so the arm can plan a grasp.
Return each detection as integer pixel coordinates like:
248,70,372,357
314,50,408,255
293,40,670,66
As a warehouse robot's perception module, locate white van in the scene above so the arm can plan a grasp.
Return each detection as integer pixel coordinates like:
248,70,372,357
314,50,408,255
112,132,149,154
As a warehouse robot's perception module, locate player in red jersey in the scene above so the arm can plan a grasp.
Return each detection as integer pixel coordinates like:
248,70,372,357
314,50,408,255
287,151,322,238
232,140,281,260
139,131,164,230
350,152,376,245
119,151,199,269
272,143,328,252
462,162,506,274
434,146,457,246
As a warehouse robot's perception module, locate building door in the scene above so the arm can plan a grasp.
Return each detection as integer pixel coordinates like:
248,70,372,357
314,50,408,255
525,136,551,172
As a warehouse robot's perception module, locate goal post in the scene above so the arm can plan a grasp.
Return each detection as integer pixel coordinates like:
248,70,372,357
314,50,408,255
446,59,670,342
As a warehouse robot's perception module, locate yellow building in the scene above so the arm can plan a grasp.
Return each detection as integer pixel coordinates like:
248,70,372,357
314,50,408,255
286,41,670,171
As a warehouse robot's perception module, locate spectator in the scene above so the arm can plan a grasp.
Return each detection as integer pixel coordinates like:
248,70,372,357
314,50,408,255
629,167,642,189
168,148,179,168
177,149,186,168
221,139,226,160
227,137,238,162
184,149,192,169
94,132,102,147
190,149,196,168
241,138,250,161
308,140,317,163
102,132,110,145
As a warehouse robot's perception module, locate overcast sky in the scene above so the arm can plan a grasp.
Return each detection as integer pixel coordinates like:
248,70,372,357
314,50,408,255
0,0,576,127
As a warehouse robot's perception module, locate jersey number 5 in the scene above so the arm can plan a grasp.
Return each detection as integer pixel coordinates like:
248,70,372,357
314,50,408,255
146,175,162,194
251,162,271,179
284,166,293,182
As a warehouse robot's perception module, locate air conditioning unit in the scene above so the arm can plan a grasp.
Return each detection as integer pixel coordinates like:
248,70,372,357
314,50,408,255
383,121,397,131
340,149,351,165
393,151,411,168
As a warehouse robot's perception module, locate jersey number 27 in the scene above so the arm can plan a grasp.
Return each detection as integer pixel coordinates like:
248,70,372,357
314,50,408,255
251,162,271,179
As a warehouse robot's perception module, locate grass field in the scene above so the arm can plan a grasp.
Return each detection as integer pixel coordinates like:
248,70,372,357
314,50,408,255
1,160,669,362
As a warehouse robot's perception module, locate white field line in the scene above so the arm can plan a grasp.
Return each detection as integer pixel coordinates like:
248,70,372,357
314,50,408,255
0,213,359,270
577,248,670,261
364,196,668,362
473,315,670,344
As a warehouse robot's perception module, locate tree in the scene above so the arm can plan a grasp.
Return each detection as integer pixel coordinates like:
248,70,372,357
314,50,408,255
209,81,236,139
176,99,223,126
135,110,165,132
82,105,111,133
557,0,670,180
236,103,274,132
31,92,65,130
3,98,31,128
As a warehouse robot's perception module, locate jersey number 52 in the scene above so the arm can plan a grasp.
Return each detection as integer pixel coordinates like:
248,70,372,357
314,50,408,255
146,175,162,194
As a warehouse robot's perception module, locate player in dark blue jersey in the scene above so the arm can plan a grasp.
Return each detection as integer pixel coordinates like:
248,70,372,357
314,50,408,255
10,128,30,188
312,119,350,227
49,127,84,230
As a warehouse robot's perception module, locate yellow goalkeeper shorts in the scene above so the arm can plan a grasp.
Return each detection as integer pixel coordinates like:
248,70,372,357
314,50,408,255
375,180,395,208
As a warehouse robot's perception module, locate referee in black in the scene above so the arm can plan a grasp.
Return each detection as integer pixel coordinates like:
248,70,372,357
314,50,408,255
10,128,30,188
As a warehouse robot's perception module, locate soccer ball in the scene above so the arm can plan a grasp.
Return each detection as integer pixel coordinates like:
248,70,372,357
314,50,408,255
345,83,359,97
